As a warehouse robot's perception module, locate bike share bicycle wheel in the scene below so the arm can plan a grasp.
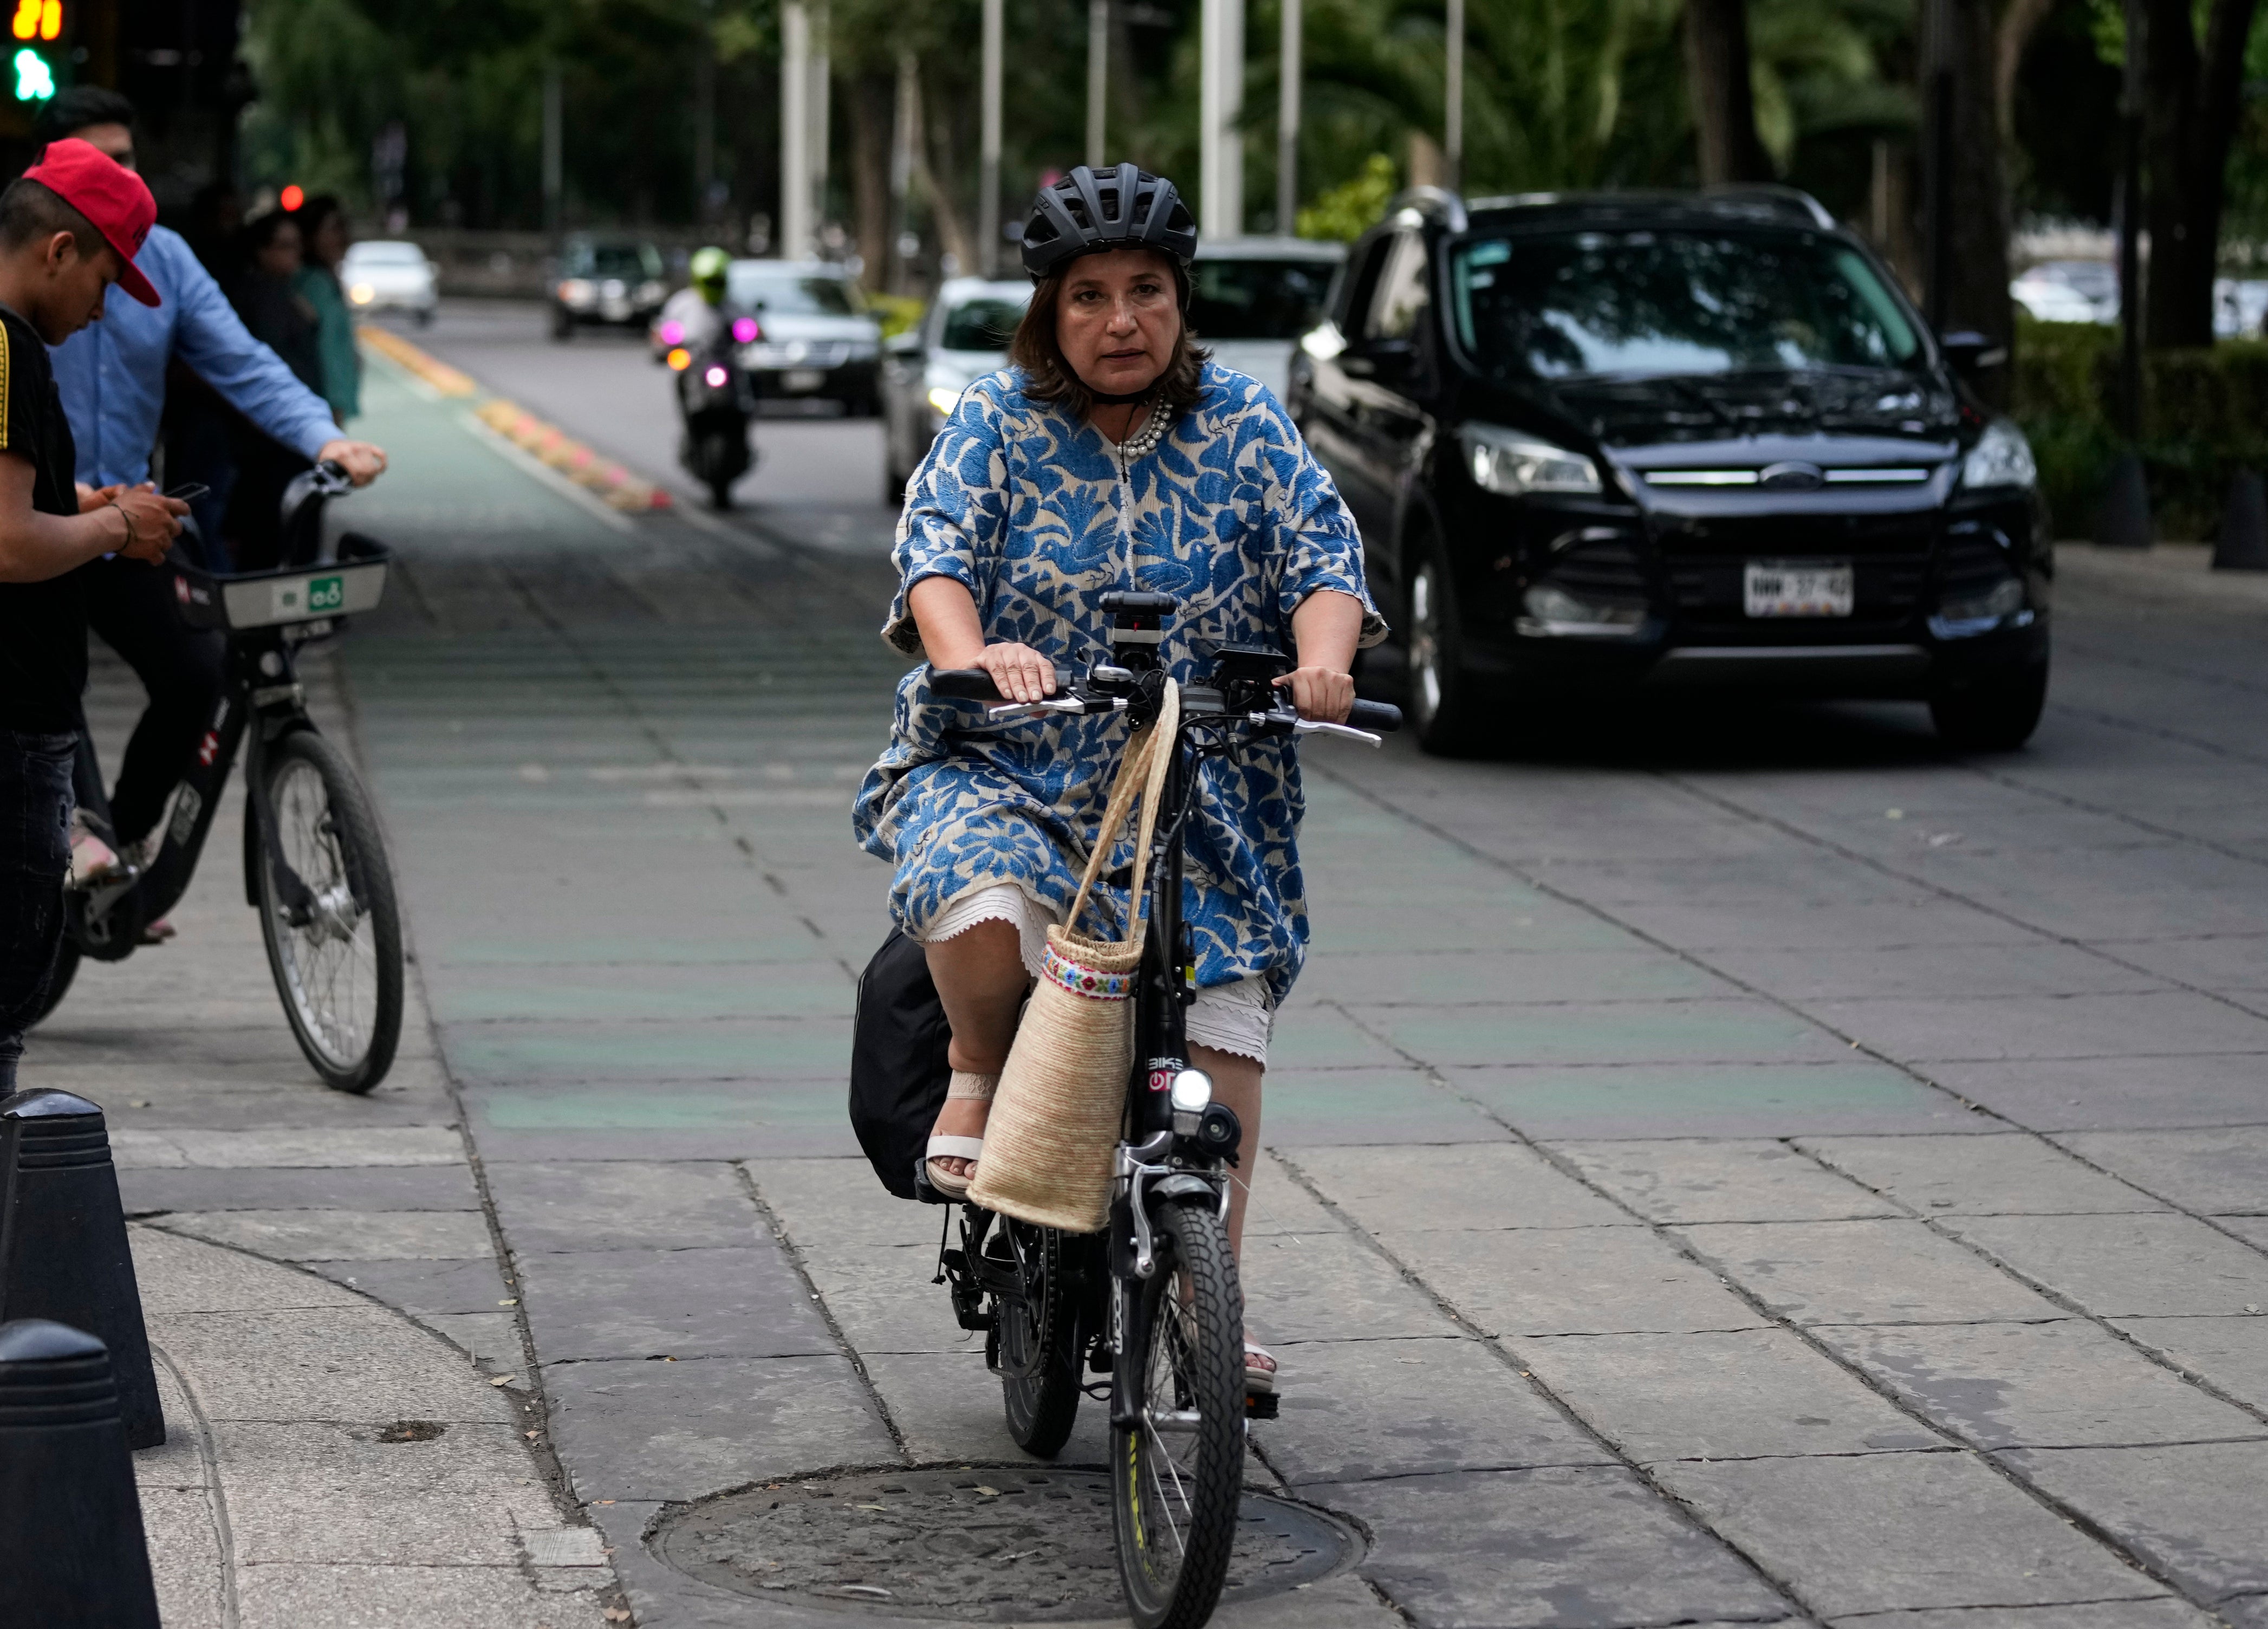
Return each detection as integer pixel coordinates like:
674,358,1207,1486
1112,1196,1245,1629
990,1217,1084,1458
253,731,403,1093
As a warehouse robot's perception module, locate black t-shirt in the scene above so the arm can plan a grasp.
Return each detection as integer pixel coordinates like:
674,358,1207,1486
0,303,87,734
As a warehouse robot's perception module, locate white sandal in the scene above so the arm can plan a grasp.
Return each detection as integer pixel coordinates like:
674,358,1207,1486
925,1070,998,1199
1244,1340,1278,1396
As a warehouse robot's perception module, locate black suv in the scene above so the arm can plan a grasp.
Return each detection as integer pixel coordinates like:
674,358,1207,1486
1288,187,2050,754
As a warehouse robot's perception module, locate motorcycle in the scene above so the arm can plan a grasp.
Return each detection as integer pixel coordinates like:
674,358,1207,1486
668,314,758,509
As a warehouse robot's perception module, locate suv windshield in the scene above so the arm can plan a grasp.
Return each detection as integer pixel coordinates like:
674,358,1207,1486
1188,258,1336,340
941,297,1025,351
1450,229,1921,381
569,243,662,280
729,268,863,316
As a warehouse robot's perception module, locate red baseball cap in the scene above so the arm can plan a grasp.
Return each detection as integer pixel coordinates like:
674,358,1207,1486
21,137,159,308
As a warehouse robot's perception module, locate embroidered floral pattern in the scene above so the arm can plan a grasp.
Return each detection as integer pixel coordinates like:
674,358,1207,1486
1041,942,1135,1002
851,360,1385,1005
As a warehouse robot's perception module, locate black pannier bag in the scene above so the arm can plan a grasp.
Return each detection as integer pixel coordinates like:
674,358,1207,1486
849,927,954,1202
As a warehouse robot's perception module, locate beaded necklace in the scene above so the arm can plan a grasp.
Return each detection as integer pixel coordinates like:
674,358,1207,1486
1106,397,1174,463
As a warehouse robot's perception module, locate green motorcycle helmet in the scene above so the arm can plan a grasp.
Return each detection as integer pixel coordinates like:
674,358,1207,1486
690,245,730,303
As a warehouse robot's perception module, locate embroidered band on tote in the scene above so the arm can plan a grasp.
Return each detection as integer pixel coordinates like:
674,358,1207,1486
967,679,1180,1232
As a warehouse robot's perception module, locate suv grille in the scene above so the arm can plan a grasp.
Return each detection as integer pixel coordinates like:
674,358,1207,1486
1539,532,1649,605
1660,514,1932,638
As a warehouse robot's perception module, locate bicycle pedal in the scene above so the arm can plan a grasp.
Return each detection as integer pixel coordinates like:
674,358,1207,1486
1244,1390,1278,1420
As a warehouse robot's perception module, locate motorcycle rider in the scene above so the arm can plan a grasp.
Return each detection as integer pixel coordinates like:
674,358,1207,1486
38,88,388,934
656,246,756,508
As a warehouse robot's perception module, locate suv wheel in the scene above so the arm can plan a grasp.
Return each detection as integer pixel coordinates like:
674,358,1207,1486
1407,547,1484,755
1930,660,2048,751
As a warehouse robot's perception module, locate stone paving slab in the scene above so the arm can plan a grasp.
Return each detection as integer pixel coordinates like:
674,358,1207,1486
1799,1133,2168,1216
159,1208,498,1262
1944,1213,2268,1317
1304,1465,1793,1628
111,1125,467,1167
1673,1219,2067,1326
1697,940,2175,1002
120,1164,484,1215
2053,1127,2268,1213
1553,1138,1898,1223
1239,1229,1461,1344
1293,946,1732,1005
311,1255,519,1315
484,1159,764,1252
1804,990,2268,1062
1252,1066,1516,1144
514,1246,836,1360
1996,1441,2268,1605
1513,1327,1941,1462
1284,1141,1630,1231
1922,1055,2268,1132
1364,1222,1766,1337
1652,1450,2166,1618
2112,1317,2268,1413
1447,1060,1983,1139
1811,1319,2268,1449
1822,1598,2215,1627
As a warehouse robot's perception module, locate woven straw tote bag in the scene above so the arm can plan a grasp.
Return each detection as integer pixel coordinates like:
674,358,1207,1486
967,680,1181,1232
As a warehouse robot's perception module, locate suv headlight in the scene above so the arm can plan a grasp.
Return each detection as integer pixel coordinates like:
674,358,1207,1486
1960,420,2037,491
1461,425,1602,496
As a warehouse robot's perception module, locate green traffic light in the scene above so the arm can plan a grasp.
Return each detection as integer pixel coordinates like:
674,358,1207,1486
12,47,51,101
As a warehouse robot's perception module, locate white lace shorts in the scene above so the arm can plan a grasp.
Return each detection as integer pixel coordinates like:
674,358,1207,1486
918,882,1275,1066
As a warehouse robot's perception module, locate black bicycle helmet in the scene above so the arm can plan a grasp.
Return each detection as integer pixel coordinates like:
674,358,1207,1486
1021,163,1198,278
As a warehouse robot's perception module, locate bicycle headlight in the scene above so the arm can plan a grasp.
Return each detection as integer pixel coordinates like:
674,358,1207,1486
1461,424,1602,497
1960,420,2037,491
1168,1068,1213,1113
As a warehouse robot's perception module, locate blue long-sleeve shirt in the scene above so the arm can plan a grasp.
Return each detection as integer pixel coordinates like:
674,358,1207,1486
50,225,340,487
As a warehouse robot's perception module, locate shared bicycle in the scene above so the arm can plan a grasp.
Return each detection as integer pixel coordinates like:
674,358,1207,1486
927,592,1399,1629
37,462,405,1094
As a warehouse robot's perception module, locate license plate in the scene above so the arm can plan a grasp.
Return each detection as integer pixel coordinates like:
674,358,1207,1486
1744,560,1854,618
782,368,825,392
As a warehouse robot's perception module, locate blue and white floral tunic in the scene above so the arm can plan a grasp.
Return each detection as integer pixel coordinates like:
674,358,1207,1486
852,360,1385,1008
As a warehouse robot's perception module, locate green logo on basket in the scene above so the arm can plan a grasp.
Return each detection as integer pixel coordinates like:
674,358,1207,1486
306,574,345,612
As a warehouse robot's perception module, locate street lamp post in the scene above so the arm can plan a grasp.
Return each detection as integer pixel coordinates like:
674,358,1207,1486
541,62,562,237
1088,0,1108,169
781,2,810,258
1444,0,1463,194
1199,0,1244,238
981,0,1003,275
1277,0,1299,234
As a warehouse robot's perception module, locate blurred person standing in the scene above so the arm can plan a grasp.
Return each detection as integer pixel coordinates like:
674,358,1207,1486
0,142,186,1088
222,210,327,569
291,194,361,424
37,89,385,914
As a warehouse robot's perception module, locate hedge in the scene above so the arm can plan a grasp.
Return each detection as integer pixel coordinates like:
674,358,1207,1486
2012,320,2268,540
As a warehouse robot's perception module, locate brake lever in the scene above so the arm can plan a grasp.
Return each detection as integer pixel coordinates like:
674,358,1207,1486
1246,709,1382,747
987,696,1127,721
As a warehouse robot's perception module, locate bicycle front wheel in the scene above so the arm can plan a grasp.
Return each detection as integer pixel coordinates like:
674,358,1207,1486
1112,1195,1245,1629
254,730,403,1093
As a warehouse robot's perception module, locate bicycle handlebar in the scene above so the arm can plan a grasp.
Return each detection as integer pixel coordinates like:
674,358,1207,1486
926,666,1402,738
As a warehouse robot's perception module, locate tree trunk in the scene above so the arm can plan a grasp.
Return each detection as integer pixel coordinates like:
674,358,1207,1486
915,64,977,277
2142,0,2261,348
848,71,894,292
1993,0,2056,140
1921,0,2010,371
1682,0,1773,184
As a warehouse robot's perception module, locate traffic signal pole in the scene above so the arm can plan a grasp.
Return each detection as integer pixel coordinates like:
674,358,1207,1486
1277,0,1300,233
980,0,1002,276
782,2,813,258
1199,0,1244,238
1088,0,1108,169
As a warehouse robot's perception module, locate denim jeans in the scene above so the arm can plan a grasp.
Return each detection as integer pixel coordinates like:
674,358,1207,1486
0,730,75,1094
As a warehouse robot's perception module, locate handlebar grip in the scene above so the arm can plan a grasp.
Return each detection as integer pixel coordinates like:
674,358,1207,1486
928,668,1003,701
1348,699,1402,733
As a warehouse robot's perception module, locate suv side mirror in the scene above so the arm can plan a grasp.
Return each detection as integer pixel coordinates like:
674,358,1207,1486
1344,336,1416,383
1939,330,2009,375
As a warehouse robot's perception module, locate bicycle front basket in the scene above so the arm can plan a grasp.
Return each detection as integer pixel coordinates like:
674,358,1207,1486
172,531,392,632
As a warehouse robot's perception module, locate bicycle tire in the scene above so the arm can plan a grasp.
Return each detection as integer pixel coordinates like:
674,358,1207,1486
253,730,403,1094
995,1219,1082,1458
27,939,80,1027
1112,1196,1245,1629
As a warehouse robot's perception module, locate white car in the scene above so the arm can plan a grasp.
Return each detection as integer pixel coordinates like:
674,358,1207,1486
881,277,1031,497
1187,237,1345,400
2010,260,2117,325
727,259,883,414
341,241,439,325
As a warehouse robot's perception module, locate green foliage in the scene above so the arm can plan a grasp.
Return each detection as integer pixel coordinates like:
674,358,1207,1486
1297,153,1398,241
2012,317,2268,538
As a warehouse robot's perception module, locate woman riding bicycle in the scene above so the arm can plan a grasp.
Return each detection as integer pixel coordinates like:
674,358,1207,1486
853,165,1383,1401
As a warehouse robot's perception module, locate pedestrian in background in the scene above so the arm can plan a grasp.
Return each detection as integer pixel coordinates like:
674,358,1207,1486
0,143,185,1089
223,210,327,569
290,193,361,425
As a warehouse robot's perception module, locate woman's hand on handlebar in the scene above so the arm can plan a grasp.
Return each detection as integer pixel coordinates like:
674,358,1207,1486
1272,666,1354,724
972,641,1058,704
315,439,389,485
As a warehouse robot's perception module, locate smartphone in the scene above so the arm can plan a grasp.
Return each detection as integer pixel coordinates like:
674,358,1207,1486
164,482,210,502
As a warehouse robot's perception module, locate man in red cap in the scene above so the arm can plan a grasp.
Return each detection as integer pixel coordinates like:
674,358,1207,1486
0,138,187,1093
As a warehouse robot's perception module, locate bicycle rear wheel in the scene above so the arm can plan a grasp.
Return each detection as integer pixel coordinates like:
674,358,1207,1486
27,939,80,1027
1112,1196,1244,1629
991,1218,1083,1458
254,730,403,1094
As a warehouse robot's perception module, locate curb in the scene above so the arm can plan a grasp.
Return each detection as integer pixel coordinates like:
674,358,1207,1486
358,324,672,514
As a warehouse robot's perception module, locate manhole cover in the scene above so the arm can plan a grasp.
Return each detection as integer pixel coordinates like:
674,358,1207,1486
651,1466,1359,1621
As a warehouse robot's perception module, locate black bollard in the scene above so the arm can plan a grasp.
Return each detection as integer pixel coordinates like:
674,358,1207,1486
0,1319,161,1628
2214,470,2268,570
0,1090,163,1448
2094,451,2153,550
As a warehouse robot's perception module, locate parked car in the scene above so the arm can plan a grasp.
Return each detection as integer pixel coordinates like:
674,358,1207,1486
551,236,667,338
1186,237,1344,400
1289,186,2050,755
881,277,1030,497
726,259,882,414
2011,259,2117,325
341,240,438,325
